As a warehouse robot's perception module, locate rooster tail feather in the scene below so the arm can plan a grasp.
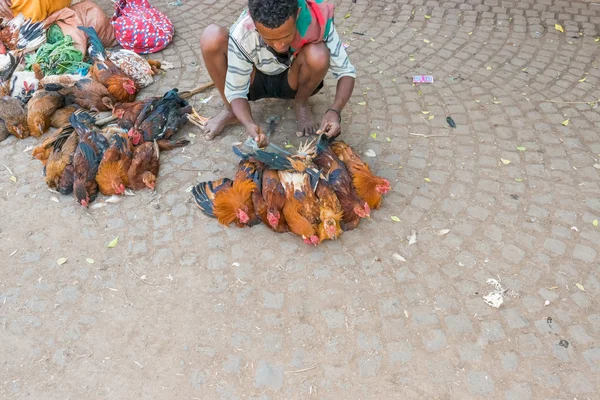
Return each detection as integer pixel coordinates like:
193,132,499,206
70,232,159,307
78,26,105,60
232,145,250,160
316,133,330,155
252,149,292,171
192,181,219,218
17,19,45,51
43,82,64,92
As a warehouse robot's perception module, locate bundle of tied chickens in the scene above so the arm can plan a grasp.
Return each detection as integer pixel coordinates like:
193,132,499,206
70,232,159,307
0,15,203,207
192,133,391,246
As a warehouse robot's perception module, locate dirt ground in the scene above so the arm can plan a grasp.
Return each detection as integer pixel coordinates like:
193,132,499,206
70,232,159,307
1,0,600,398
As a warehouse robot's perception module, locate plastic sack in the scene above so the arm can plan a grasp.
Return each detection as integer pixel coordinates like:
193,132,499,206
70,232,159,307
110,0,174,54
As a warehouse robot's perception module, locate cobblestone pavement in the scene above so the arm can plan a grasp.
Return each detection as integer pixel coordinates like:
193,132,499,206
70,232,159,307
1,0,600,398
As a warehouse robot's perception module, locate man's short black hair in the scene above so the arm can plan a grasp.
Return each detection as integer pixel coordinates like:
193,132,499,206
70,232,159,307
248,0,298,29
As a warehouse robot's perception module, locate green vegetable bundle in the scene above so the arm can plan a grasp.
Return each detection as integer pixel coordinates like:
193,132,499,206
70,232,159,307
25,25,91,76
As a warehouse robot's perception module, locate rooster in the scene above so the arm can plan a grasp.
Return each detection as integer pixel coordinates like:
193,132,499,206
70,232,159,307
112,98,153,130
192,178,233,218
70,112,109,207
127,141,159,191
128,88,191,149
314,135,370,231
26,89,64,136
331,141,391,209
315,178,343,242
78,26,138,103
44,128,78,193
96,134,133,196
278,171,320,245
257,169,288,233
32,125,73,165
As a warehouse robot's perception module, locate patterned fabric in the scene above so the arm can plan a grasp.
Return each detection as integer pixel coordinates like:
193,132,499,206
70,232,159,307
225,0,356,103
110,0,174,54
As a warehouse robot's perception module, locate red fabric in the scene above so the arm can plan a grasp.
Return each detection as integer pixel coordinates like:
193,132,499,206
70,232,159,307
110,0,173,54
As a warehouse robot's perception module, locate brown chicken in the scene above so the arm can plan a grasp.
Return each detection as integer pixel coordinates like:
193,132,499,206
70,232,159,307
0,95,28,138
192,178,233,218
45,128,79,192
96,134,133,195
278,171,320,245
27,90,64,136
79,26,138,103
32,125,73,165
315,178,343,242
314,135,370,231
211,160,260,228
331,141,391,209
127,141,159,191
44,77,115,112
50,105,79,129
257,169,288,232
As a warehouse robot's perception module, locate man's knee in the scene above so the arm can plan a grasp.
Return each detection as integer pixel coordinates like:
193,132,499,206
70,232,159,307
301,42,330,72
200,24,228,53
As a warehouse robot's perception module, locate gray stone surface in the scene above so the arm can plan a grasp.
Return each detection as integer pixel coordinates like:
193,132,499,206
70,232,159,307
1,0,600,398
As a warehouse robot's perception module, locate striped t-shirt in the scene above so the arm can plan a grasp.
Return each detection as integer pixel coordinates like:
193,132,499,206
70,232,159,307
225,0,356,103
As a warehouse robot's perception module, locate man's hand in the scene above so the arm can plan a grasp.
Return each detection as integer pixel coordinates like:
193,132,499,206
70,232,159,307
317,109,341,138
246,124,269,148
0,0,12,19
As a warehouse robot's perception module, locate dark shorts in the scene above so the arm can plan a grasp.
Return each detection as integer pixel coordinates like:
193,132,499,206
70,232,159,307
247,69,324,101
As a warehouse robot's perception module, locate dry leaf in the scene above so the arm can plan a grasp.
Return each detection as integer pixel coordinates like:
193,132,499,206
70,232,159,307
392,253,406,262
386,137,391,142
424,177,432,182
284,144,294,149
468,32,473,35
188,132,196,138
10,176,16,183
50,196,59,203
56,257,67,265
421,111,430,114
562,119,570,126
515,178,524,182
364,149,376,157
408,230,417,245
357,101,367,106
371,132,377,139
107,236,119,248
344,13,351,19
575,283,585,292
593,219,599,227
408,56,416,61
86,258,95,264
596,37,600,42
390,216,401,222
500,158,511,165
428,115,434,120
555,24,564,33
578,76,587,83
424,15,431,19
548,286,559,290
423,39,430,43
516,146,526,151
437,229,450,236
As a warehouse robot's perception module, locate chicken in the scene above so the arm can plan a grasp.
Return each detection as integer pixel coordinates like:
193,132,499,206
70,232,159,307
32,125,73,165
44,77,115,112
44,128,78,193
128,88,191,149
96,134,133,195
0,95,28,138
50,105,79,129
0,15,45,84
314,134,370,231
278,171,320,245
78,26,138,103
258,169,288,232
315,178,343,242
26,89,64,136
127,141,159,191
9,70,38,104
331,141,391,209
71,112,110,207
108,49,155,88
112,98,153,130
192,178,233,218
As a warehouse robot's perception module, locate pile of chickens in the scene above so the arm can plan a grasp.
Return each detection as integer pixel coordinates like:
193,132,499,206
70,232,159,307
0,18,196,207
192,134,391,245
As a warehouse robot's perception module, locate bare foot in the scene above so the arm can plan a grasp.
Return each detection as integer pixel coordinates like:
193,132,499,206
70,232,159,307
204,109,238,140
295,101,318,137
